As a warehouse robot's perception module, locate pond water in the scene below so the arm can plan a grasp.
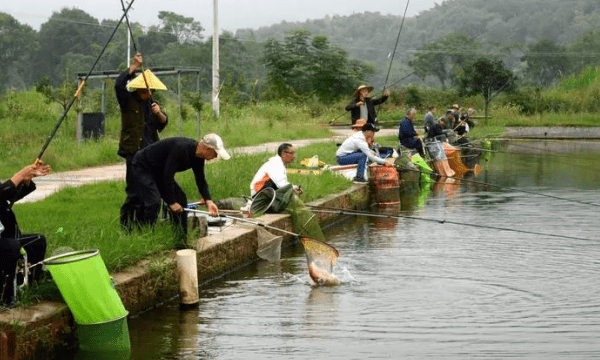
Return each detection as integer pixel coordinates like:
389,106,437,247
77,140,600,359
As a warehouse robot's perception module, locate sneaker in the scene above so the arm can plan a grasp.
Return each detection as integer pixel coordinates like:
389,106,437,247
353,177,368,184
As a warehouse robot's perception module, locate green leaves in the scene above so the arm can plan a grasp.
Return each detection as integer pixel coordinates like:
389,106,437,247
262,29,372,101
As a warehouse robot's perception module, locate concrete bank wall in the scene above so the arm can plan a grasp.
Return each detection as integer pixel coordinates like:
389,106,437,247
504,127,600,139
0,184,369,360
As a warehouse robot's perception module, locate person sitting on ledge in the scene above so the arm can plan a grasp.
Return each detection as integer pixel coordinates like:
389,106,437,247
398,108,425,158
250,143,303,199
1,161,51,308
336,123,395,184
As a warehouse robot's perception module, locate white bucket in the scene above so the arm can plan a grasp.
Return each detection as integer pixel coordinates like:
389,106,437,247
176,249,199,305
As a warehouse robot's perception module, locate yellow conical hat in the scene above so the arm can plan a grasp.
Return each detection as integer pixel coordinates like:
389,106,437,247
126,69,167,91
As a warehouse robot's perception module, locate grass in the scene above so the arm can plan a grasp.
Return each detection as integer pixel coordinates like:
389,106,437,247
14,142,353,274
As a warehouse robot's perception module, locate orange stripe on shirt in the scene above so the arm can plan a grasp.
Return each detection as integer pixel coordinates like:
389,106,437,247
253,173,271,194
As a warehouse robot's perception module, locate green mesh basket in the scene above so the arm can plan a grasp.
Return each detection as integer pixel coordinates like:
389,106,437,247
76,314,131,353
45,250,128,325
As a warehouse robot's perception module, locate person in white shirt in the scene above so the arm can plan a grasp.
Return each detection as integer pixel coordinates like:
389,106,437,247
336,123,395,183
250,143,302,197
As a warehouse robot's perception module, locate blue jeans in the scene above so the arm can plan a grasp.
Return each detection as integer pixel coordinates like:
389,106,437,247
337,151,367,179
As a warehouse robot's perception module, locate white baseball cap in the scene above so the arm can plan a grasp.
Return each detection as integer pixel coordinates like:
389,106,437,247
201,133,231,160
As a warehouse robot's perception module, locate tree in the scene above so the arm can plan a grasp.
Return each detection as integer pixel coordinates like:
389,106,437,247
36,8,102,84
262,29,373,101
459,57,516,123
569,30,600,74
158,11,204,44
408,33,481,90
0,13,37,90
35,75,78,111
521,39,570,87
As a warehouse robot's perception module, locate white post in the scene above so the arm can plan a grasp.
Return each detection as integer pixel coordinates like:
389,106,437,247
212,0,220,117
176,249,199,306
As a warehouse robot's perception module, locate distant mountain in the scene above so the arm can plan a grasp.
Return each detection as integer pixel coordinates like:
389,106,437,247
235,0,600,87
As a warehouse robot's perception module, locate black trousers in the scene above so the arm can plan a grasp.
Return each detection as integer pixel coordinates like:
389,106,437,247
0,234,46,304
132,164,188,239
120,154,144,230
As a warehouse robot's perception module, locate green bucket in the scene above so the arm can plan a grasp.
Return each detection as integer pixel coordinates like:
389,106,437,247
45,250,128,325
76,314,131,353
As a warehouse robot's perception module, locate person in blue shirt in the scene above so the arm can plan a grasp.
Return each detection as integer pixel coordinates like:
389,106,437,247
398,108,425,157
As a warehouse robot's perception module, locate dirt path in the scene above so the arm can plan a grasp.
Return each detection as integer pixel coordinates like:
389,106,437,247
20,129,397,203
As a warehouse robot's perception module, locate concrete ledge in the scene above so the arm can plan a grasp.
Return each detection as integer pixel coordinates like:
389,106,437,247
0,184,368,359
504,127,600,139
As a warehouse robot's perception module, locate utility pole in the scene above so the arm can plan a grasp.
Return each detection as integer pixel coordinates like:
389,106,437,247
212,0,220,117
127,25,131,67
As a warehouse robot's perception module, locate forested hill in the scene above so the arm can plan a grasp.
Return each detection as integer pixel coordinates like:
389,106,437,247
235,0,600,85
1,0,599,93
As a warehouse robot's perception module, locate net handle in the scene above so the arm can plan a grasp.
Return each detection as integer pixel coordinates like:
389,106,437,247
44,249,99,266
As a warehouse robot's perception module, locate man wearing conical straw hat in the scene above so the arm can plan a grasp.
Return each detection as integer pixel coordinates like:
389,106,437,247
115,52,169,231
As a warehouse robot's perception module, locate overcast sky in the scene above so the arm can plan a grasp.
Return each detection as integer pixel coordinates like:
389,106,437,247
3,0,439,34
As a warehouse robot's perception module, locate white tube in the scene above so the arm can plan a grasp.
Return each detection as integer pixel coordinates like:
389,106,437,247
176,249,199,305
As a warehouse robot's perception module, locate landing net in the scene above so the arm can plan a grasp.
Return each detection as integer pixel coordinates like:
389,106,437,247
300,237,339,273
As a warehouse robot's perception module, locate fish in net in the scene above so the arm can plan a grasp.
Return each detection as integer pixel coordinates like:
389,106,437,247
300,238,340,286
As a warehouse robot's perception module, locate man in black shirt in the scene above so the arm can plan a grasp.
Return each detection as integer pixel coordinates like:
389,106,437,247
0,161,51,307
130,134,230,245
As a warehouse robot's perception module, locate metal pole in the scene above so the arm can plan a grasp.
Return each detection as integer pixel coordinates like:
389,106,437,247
101,80,106,115
127,25,131,67
196,72,201,138
212,0,219,117
178,70,182,135
76,79,83,143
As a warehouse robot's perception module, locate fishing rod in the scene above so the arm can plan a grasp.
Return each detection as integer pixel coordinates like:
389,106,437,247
400,166,600,208
186,209,298,237
36,0,136,162
120,0,155,103
382,0,411,94
331,72,417,125
306,205,594,242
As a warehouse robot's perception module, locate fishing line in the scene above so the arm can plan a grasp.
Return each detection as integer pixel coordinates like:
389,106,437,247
501,141,600,163
401,166,600,207
36,0,136,162
306,205,594,242
454,141,600,175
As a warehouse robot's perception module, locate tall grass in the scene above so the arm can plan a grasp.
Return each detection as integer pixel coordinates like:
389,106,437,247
0,90,341,178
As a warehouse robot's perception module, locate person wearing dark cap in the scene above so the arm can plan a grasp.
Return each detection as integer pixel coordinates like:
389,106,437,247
336,123,395,183
345,85,390,126
398,108,425,157
115,52,169,231
129,134,230,246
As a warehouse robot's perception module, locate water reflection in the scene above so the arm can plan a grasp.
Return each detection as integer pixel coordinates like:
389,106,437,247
68,140,600,359
302,287,339,337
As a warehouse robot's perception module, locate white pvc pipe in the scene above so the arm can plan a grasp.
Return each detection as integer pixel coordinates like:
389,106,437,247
176,249,199,305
